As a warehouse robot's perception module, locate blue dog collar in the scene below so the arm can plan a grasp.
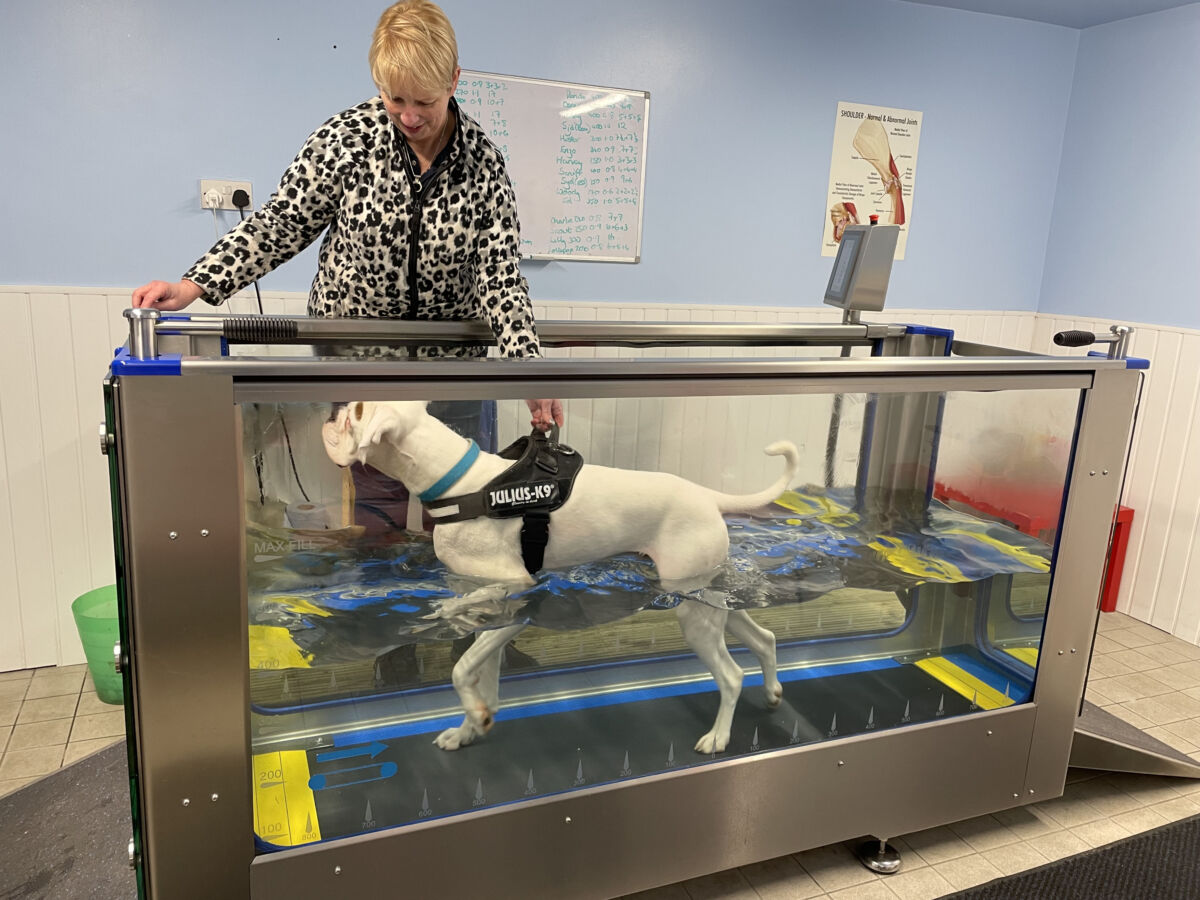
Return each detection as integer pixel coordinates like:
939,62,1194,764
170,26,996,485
418,440,479,502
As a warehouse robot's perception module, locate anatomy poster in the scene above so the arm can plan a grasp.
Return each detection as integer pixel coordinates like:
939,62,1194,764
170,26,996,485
822,101,921,259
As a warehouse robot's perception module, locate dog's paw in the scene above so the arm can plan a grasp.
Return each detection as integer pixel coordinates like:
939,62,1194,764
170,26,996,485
693,729,730,754
427,584,512,622
434,722,478,751
764,679,783,708
428,596,476,620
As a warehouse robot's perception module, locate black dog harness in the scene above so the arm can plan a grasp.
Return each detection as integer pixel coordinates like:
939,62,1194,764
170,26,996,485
423,427,584,574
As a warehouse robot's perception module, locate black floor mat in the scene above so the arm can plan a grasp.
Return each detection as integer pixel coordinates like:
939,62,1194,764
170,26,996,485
0,742,136,900
946,811,1200,900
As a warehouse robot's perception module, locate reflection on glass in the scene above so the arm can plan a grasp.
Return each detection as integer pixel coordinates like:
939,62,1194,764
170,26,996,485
244,388,1077,849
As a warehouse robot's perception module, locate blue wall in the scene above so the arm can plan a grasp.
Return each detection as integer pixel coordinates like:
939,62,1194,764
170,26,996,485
1040,4,1200,329
0,0,1078,312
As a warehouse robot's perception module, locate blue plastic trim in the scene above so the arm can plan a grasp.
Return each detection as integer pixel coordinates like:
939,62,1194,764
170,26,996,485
901,324,955,336
418,441,479,501
901,324,955,354
109,347,182,376
1087,350,1149,370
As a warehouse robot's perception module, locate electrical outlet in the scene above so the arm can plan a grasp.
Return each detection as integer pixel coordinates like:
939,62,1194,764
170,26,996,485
199,179,253,211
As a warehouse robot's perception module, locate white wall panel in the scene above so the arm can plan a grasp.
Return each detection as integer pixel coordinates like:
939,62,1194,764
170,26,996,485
0,296,26,670
1112,328,1173,623
1126,331,1184,627
0,293,61,668
1146,334,1200,636
32,293,92,665
1,287,1196,672
1177,497,1200,646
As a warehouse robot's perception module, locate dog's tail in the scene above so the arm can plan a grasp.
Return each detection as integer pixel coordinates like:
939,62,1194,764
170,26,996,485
710,440,801,515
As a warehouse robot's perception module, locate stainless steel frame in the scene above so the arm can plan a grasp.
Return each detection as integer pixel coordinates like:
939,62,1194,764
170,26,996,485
110,375,253,899
106,321,1143,899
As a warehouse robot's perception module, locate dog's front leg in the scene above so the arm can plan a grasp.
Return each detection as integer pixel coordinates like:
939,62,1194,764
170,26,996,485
435,622,528,751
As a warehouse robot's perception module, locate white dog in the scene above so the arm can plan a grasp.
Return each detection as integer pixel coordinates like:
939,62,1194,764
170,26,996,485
323,401,800,754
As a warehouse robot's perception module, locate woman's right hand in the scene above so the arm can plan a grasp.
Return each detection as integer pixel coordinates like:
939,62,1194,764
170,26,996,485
130,279,205,311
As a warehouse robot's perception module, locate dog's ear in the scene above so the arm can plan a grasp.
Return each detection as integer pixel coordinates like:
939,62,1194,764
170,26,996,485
321,409,361,467
355,405,393,451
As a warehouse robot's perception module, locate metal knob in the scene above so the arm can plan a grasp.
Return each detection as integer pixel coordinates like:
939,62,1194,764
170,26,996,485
123,307,161,360
113,642,123,674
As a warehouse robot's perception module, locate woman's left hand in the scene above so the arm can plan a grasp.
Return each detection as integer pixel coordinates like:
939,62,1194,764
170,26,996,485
525,398,564,432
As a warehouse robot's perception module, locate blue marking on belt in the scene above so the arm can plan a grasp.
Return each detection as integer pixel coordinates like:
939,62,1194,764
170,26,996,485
331,657,901,745
418,441,479,502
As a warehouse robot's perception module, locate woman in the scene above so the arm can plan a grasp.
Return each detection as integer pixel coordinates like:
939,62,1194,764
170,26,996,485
132,0,561,430
134,0,558,680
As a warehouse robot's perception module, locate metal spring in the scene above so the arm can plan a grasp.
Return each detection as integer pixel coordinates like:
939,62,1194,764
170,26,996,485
222,317,300,343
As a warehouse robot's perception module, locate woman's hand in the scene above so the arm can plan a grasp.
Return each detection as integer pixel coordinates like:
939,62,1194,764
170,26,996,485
525,398,564,433
131,279,205,311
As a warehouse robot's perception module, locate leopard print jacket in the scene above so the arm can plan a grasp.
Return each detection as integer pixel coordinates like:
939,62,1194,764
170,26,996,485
182,98,540,359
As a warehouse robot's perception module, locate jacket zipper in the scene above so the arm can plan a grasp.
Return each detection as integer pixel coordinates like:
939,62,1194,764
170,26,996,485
401,151,450,321
404,175,423,320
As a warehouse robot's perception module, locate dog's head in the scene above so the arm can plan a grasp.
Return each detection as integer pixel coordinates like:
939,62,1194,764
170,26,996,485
321,400,429,467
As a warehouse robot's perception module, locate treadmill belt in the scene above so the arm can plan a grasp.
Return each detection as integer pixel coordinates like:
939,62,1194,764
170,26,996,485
254,662,979,848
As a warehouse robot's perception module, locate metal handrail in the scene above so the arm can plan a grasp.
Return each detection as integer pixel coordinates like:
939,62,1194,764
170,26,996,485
177,352,1125,379
151,313,905,349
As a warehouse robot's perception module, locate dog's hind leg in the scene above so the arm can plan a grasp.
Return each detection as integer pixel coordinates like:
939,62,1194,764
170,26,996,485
435,622,527,751
675,600,742,754
725,611,782,708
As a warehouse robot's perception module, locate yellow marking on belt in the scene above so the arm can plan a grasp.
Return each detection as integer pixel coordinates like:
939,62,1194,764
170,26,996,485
939,528,1052,573
914,657,1014,710
1004,646,1040,667
869,535,966,581
249,624,313,670
253,750,321,847
776,490,860,528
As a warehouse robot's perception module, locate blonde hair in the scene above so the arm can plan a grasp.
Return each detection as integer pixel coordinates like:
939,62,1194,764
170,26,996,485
369,0,459,94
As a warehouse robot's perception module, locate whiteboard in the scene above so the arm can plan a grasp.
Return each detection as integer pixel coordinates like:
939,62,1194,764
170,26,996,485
455,70,649,262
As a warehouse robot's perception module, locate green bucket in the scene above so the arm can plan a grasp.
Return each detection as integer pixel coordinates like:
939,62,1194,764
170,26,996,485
71,585,124,705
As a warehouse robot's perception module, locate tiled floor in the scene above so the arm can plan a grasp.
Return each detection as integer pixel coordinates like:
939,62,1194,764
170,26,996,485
0,663,125,798
4,612,1200,899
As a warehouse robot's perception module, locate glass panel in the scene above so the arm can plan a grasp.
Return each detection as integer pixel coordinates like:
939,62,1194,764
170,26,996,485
934,388,1081,667
243,386,1078,849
